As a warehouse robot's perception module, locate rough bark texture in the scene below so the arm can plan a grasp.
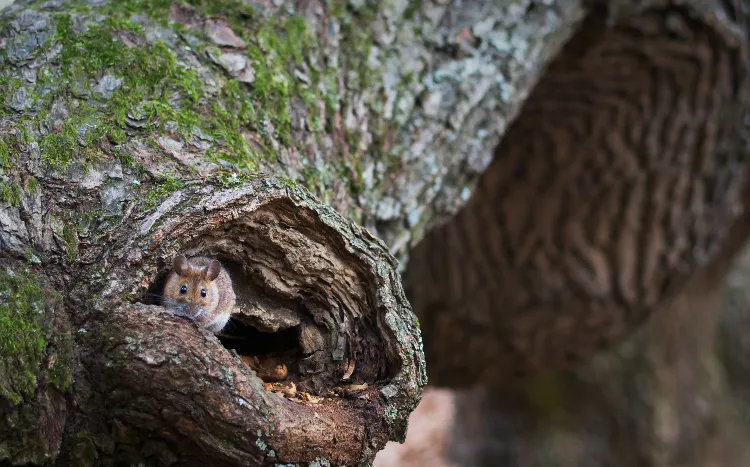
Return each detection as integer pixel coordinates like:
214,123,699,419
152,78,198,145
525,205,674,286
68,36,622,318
78,180,424,466
4,0,750,465
406,0,750,386
0,0,461,464
0,0,586,463
431,179,750,467
394,1,750,466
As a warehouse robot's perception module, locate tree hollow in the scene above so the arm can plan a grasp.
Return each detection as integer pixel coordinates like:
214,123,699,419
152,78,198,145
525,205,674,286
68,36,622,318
81,178,425,466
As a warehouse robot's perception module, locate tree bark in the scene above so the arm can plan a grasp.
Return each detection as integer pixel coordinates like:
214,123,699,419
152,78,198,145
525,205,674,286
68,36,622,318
5,0,750,465
397,0,750,466
0,0,589,463
0,0,583,463
440,184,750,467
406,0,750,387
0,0,538,463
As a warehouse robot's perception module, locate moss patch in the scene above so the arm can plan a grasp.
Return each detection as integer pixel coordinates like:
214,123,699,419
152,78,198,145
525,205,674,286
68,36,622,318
142,172,184,211
37,5,330,172
0,180,21,206
2,0,399,225
0,269,47,405
39,111,108,169
47,332,73,393
24,175,38,194
40,14,204,169
207,170,261,189
0,137,11,168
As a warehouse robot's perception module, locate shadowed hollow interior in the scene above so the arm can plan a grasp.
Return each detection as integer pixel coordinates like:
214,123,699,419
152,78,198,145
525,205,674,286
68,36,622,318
142,199,389,395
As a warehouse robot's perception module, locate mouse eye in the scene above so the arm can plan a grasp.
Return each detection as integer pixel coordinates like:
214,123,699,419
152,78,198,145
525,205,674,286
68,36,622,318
200,288,207,298
180,285,187,294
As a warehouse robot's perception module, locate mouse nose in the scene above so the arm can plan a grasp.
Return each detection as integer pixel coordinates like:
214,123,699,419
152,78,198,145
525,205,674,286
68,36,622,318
188,303,199,319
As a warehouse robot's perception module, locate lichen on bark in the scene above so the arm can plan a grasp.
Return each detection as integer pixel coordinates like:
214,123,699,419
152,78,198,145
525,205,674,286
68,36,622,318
0,0,586,261
0,0,434,464
0,0,598,464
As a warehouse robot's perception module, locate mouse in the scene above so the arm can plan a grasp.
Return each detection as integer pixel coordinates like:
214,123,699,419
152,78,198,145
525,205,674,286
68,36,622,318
161,254,236,334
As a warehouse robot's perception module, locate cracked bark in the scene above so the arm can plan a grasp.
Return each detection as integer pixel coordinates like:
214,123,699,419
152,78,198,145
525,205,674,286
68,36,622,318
0,0,578,464
4,0,750,466
397,1,750,466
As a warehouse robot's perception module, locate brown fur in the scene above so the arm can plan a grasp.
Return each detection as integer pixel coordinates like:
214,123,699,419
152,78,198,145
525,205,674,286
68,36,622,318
162,255,236,333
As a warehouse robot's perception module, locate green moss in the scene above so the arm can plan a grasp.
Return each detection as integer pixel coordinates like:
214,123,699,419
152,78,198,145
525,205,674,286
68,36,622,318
17,122,32,145
278,176,298,189
0,181,21,207
3,0,389,217
206,81,262,171
40,116,92,168
208,170,261,189
0,269,47,405
47,332,73,393
286,1,384,199
0,137,10,168
142,173,184,211
113,147,137,170
118,0,332,157
62,223,78,262
40,15,205,168
243,15,318,145
31,10,267,172
24,176,38,195
77,0,342,171
115,0,257,30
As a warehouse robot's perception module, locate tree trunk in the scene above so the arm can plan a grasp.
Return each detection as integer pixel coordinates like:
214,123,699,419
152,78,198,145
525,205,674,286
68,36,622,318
406,0,750,387
0,0,582,463
396,0,750,466
5,0,750,465
0,0,505,463
439,186,750,467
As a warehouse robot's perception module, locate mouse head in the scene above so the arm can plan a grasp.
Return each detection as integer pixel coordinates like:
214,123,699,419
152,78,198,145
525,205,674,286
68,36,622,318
165,255,222,319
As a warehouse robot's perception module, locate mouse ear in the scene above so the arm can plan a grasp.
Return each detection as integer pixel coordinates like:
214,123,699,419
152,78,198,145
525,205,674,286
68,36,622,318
206,260,222,281
173,255,189,275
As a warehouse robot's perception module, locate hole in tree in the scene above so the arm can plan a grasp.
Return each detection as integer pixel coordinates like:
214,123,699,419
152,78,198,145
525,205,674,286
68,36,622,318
218,320,302,384
218,321,300,357
140,254,341,395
